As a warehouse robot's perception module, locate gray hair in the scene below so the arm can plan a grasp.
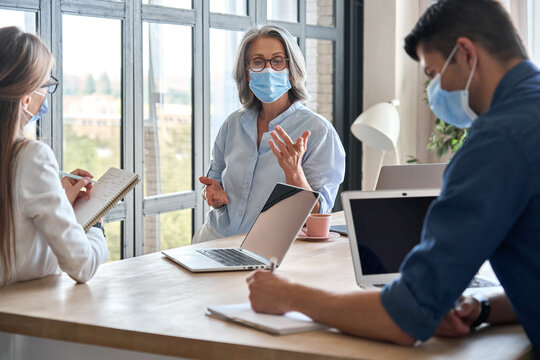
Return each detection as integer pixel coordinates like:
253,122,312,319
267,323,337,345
233,24,309,110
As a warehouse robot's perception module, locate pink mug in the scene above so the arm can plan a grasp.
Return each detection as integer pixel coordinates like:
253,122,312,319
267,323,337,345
305,214,332,237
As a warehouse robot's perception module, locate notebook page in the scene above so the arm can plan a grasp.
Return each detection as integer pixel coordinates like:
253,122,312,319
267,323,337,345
73,167,139,230
207,302,326,335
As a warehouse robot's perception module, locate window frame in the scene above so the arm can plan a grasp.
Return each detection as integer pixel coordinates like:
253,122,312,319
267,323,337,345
0,0,345,259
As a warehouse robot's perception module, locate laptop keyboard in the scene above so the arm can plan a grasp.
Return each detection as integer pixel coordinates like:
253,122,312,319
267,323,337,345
197,248,266,267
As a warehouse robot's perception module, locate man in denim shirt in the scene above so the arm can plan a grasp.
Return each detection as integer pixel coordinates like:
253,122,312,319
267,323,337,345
246,0,540,352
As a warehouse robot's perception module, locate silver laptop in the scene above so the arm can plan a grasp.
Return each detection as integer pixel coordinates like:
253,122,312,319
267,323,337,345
341,189,500,290
162,183,320,272
376,163,446,190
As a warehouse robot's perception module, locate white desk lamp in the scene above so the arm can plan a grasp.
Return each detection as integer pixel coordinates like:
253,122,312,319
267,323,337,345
351,99,401,185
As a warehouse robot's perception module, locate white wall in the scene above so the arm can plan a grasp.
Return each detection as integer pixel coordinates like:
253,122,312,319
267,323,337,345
362,0,426,190
362,0,535,186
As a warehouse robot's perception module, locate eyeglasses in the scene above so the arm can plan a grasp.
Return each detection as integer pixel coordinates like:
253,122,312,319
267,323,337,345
41,75,59,94
246,56,289,72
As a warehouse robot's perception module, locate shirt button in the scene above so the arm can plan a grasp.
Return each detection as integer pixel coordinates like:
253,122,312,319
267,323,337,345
238,210,243,215
244,183,249,188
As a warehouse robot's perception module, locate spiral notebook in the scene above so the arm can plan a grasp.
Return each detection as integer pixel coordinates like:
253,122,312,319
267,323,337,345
73,167,140,232
207,302,326,335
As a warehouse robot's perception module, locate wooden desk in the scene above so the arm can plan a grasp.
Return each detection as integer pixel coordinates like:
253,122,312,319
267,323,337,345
0,214,532,359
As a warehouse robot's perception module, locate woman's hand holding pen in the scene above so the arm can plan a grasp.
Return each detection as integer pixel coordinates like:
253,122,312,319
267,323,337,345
60,168,95,207
199,176,229,208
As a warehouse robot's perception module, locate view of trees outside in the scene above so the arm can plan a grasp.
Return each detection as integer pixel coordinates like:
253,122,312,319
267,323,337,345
62,15,123,260
144,209,192,253
143,22,193,253
210,29,243,144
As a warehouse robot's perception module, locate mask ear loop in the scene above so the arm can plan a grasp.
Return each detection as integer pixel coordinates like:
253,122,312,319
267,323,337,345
21,91,46,120
23,108,35,118
465,55,478,91
440,44,459,75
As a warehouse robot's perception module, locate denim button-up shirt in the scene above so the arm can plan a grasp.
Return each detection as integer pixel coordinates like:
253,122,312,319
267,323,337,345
381,60,540,350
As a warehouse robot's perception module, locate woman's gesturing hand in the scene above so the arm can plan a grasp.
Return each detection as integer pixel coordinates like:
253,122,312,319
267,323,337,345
199,176,229,208
269,125,310,183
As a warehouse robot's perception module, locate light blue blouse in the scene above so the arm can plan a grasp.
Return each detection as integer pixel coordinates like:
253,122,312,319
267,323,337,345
205,101,346,237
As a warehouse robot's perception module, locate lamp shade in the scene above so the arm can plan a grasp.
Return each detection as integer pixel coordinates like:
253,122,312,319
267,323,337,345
351,99,400,151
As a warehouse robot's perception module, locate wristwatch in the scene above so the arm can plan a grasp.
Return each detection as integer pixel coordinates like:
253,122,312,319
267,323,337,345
92,221,106,236
469,294,490,330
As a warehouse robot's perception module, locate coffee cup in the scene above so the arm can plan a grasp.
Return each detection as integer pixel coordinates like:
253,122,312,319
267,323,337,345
305,214,332,237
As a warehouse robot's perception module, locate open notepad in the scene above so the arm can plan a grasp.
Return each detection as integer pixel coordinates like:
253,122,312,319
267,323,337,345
73,167,140,232
207,303,326,335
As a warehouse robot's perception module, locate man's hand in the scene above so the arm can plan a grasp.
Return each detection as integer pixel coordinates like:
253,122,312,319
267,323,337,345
246,270,294,315
435,296,481,337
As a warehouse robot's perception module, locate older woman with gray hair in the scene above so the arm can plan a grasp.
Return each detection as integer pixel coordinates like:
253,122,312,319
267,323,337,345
194,24,345,243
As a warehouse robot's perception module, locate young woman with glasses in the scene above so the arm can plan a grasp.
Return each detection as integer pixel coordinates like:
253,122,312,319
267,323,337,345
0,26,108,286
194,24,346,243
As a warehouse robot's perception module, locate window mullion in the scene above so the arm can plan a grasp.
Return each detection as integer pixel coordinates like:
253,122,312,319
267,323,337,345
193,0,206,235
299,0,307,53
50,0,63,163
133,0,145,257
123,0,136,259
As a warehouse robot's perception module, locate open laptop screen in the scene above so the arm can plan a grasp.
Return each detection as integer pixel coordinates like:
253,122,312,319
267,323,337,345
349,195,436,275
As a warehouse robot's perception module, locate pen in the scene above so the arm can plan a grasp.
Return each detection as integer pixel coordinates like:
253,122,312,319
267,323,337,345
269,256,278,273
59,171,98,184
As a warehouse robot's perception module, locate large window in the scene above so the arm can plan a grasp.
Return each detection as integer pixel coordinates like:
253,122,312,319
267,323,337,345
0,8,38,140
62,15,123,260
0,0,344,259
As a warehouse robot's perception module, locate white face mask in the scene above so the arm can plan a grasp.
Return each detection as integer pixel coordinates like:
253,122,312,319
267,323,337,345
426,45,478,129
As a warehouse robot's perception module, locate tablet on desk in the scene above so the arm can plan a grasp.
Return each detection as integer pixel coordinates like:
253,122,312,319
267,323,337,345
329,225,347,236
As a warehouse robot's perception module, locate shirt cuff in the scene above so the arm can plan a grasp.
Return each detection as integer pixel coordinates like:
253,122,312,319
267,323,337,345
380,278,441,341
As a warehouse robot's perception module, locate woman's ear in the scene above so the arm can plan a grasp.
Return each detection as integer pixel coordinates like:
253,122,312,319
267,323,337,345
20,94,31,111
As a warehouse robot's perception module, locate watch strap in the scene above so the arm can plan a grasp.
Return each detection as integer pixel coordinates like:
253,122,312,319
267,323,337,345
470,296,490,330
92,221,105,236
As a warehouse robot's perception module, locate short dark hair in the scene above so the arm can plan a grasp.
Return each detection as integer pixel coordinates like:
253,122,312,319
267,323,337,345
404,0,528,62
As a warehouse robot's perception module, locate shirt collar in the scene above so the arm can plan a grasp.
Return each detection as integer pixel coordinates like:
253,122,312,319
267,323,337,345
267,101,303,127
491,60,540,107
240,101,304,144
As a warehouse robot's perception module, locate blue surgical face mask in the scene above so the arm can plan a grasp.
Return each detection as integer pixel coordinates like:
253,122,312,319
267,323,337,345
249,68,292,103
23,91,48,124
427,45,478,129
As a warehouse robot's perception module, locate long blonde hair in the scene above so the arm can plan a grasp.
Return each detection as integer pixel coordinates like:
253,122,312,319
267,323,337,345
0,26,54,284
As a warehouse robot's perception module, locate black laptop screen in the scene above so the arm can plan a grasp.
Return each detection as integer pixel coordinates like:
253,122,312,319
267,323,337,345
349,196,436,275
